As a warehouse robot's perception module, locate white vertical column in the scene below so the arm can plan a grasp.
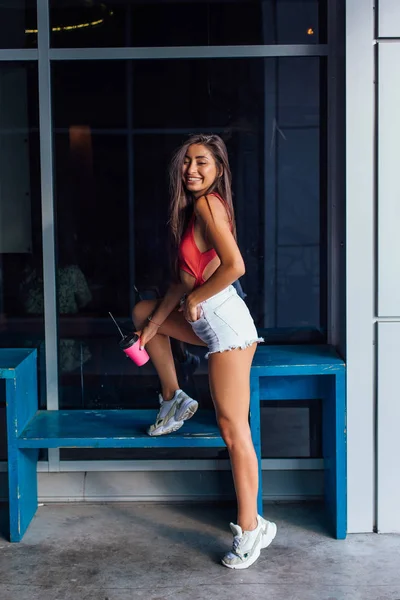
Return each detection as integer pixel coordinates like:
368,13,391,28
346,0,375,532
376,1,400,533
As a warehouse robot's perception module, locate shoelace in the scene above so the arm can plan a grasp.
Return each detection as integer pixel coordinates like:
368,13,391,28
232,536,241,552
231,526,262,559
232,534,246,556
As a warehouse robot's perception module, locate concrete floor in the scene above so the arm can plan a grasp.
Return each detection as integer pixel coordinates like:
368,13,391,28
1,502,400,600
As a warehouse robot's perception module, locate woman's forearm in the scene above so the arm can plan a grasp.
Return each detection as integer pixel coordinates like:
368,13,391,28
150,282,188,325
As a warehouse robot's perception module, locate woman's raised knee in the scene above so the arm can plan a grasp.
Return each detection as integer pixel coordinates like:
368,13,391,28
132,299,156,330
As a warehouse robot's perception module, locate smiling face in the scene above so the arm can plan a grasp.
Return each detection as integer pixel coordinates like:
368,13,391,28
182,144,220,198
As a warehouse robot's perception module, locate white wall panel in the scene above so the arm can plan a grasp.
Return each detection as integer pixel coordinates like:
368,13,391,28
379,0,400,38
378,44,400,316
377,323,400,532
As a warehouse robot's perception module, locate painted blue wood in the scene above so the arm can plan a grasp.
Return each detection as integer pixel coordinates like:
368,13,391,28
322,372,347,539
0,348,37,378
259,375,327,401
252,345,345,374
334,370,347,539
7,443,39,543
12,350,39,436
249,375,263,516
18,409,225,449
4,350,39,542
252,344,346,539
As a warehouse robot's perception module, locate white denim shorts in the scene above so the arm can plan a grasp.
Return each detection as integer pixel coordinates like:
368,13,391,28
185,285,264,358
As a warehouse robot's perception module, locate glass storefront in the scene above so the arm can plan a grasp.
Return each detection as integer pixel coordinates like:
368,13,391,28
0,1,330,466
0,1,37,49
49,1,326,48
0,61,44,459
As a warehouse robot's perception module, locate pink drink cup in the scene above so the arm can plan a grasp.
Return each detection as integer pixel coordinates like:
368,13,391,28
119,334,150,366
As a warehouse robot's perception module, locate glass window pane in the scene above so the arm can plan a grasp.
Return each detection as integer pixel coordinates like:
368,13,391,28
0,1,37,49
50,1,326,48
0,63,44,458
53,56,326,461
52,61,127,129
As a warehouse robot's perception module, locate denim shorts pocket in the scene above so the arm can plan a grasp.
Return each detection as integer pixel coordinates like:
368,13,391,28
213,294,241,335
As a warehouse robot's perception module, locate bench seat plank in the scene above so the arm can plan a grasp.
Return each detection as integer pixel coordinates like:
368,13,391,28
17,409,224,449
252,345,345,374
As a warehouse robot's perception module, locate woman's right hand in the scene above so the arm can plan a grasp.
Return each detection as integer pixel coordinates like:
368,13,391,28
136,321,160,350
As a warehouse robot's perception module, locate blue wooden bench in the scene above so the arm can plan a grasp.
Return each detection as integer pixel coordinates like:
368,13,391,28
2,344,346,542
1,348,226,542
249,344,346,539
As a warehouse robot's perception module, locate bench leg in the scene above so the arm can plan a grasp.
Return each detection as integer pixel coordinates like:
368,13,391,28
6,370,39,543
8,446,39,542
323,372,347,539
249,375,263,516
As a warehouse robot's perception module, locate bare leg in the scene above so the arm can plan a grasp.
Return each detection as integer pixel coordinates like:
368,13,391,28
132,299,205,400
208,344,258,532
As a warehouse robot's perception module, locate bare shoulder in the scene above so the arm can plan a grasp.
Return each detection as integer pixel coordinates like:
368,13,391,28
195,194,229,224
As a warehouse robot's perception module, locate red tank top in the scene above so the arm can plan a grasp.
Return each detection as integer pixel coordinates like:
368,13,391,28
178,193,227,288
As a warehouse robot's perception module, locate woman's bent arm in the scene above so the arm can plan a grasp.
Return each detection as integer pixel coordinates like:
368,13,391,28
188,194,245,308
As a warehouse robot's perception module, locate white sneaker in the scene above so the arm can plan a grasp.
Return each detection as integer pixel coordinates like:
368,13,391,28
221,515,277,570
147,389,198,436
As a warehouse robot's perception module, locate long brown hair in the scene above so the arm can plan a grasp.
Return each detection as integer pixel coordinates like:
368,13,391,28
168,134,236,280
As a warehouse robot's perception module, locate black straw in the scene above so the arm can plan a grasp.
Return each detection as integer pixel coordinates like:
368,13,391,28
108,311,124,339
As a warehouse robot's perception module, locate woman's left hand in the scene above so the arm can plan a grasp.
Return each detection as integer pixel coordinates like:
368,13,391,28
179,295,201,323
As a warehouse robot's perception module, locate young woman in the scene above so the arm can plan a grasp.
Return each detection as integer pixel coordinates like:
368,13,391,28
132,134,277,569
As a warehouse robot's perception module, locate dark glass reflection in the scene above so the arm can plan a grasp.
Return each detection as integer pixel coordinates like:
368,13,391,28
0,1,37,49
50,0,326,48
0,63,45,434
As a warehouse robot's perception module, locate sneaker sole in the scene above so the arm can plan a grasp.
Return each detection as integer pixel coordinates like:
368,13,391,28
147,418,184,437
176,400,198,422
221,548,262,570
147,398,198,437
221,521,277,570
